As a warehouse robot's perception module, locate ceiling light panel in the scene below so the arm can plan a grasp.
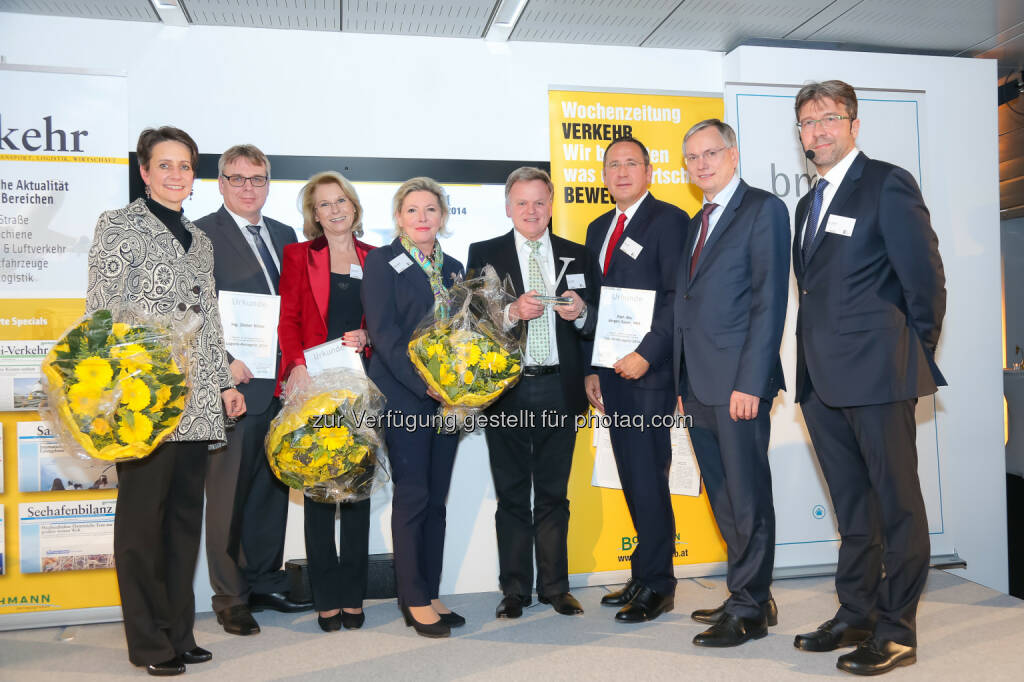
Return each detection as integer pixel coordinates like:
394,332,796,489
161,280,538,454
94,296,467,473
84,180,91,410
645,0,827,51
0,0,159,21
181,0,341,31
343,0,497,38
509,0,679,46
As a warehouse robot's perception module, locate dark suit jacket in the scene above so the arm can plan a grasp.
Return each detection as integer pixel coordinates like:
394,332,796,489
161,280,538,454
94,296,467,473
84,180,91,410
584,192,689,391
276,235,375,396
195,206,297,413
362,237,465,414
793,152,946,407
466,229,601,416
673,180,790,406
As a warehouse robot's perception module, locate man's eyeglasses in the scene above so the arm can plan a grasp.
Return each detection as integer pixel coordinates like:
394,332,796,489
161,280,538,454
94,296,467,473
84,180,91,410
796,115,851,131
605,160,644,170
684,146,728,165
222,174,268,187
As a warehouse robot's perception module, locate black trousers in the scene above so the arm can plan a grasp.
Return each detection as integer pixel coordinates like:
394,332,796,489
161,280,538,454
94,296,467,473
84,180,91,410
484,373,575,598
205,398,289,613
599,373,677,596
114,440,207,666
684,389,775,619
800,388,929,646
385,414,459,606
304,497,370,610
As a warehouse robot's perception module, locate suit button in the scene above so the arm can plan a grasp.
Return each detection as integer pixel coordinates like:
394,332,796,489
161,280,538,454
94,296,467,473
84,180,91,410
192,285,200,294
801,289,808,295
177,302,187,311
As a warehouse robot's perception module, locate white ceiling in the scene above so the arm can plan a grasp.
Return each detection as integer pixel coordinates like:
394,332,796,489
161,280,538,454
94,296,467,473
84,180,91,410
1,0,1022,74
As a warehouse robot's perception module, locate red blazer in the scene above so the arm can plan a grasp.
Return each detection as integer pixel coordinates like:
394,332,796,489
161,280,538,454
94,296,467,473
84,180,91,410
276,235,375,396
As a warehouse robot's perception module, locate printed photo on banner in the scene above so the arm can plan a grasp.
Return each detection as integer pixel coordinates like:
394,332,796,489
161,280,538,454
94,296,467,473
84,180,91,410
0,340,53,411
17,421,118,492
19,499,116,574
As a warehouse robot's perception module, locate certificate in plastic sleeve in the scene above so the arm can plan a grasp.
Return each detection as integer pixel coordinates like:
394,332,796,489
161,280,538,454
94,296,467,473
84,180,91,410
217,291,281,380
19,500,116,573
591,287,656,368
304,338,366,377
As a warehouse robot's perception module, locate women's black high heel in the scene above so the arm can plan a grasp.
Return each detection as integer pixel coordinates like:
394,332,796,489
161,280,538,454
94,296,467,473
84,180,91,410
317,613,342,632
438,610,466,628
399,602,450,638
340,610,365,630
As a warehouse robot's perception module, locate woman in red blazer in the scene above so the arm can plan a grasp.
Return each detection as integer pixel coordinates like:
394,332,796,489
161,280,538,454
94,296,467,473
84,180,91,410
276,171,374,633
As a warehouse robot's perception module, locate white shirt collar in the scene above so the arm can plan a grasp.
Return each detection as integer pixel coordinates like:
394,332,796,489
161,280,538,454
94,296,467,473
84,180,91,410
514,226,553,254
615,191,650,222
703,173,741,211
818,147,860,188
224,204,265,230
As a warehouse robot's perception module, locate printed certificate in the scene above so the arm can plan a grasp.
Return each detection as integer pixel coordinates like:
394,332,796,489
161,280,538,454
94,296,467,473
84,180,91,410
217,291,281,380
17,421,117,492
591,287,656,368
590,416,701,497
19,500,116,573
304,338,366,377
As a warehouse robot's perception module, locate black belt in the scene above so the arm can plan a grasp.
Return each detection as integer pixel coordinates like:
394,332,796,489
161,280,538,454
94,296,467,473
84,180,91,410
522,365,560,377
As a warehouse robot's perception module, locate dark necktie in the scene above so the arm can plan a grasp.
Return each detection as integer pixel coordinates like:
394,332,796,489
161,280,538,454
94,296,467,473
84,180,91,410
802,179,829,263
603,213,627,276
690,203,718,279
246,224,280,293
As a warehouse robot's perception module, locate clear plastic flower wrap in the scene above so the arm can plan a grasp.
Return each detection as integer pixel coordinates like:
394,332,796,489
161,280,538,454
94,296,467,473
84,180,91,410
39,308,196,462
407,265,525,427
265,369,389,504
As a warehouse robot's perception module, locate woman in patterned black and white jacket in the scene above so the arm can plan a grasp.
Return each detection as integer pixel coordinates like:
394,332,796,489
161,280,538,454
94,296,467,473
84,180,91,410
86,126,246,677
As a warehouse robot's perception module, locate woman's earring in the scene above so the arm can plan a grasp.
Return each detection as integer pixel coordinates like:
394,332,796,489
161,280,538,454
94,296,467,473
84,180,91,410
144,185,151,199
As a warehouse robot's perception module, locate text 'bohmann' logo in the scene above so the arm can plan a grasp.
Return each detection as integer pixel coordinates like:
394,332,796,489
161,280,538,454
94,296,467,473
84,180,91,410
0,115,88,152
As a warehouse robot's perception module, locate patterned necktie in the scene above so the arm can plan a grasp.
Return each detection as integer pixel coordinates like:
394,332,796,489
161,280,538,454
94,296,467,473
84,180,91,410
526,240,551,364
802,179,829,263
603,212,627,276
245,224,280,293
690,202,718,279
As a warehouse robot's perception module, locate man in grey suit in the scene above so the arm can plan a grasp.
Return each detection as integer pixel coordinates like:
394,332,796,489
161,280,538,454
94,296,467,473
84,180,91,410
196,144,306,636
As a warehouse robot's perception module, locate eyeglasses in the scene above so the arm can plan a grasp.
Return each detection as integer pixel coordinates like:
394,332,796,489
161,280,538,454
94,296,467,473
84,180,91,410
796,115,851,131
316,198,349,212
222,174,268,187
684,146,728,165
605,160,645,170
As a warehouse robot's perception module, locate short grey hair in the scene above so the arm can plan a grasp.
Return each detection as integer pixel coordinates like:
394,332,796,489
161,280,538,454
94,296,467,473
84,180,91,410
217,143,271,177
794,80,858,121
504,167,554,199
682,119,737,151
392,176,451,238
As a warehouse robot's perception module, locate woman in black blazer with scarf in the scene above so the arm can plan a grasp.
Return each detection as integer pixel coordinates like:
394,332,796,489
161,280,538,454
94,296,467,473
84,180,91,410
361,177,464,638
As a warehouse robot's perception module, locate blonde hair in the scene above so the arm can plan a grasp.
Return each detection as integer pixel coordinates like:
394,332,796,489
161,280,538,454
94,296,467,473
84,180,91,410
300,171,364,240
391,176,451,238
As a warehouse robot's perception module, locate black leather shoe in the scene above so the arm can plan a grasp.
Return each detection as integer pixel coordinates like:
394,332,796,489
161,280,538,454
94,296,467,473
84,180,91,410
249,591,313,613
693,613,768,647
340,610,365,630
145,657,185,676
601,579,642,606
180,647,212,664
438,610,466,627
216,604,260,636
495,594,531,619
794,618,873,652
400,603,450,638
318,613,342,631
614,586,673,623
837,638,916,675
538,592,584,615
692,597,778,626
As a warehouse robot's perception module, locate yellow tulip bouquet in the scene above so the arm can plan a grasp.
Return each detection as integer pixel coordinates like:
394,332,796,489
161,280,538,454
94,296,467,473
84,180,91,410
408,265,524,425
40,309,191,462
265,369,388,503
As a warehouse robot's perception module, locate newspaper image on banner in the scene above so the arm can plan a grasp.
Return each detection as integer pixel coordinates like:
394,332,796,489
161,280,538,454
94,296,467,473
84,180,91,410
0,339,53,410
19,499,116,573
17,420,117,492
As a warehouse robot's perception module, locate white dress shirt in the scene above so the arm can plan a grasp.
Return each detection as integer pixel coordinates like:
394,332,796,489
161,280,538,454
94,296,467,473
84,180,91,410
692,173,741,255
225,205,280,293
800,147,860,247
598,191,649,268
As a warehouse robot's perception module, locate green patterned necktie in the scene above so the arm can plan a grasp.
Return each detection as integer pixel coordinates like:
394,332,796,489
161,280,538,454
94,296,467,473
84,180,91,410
526,240,551,364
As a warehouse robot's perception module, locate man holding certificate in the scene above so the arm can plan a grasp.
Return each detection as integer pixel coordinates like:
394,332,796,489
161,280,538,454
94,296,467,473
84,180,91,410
467,167,600,620
197,144,305,637
673,120,790,647
584,137,689,623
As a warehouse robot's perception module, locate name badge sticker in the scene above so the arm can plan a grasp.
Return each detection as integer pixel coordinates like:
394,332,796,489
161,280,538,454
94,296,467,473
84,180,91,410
566,273,586,289
389,253,414,273
350,264,363,279
620,237,643,259
825,215,856,237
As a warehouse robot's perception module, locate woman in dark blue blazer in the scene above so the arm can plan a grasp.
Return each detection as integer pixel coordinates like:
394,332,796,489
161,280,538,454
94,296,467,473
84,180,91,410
361,177,465,638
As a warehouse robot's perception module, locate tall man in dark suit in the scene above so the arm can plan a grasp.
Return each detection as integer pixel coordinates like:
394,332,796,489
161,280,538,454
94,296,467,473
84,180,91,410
584,137,689,622
467,167,601,620
790,81,946,676
196,144,307,637
673,119,790,647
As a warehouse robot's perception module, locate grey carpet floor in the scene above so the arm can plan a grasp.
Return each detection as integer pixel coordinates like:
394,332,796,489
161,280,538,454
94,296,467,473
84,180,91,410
1,569,1023,680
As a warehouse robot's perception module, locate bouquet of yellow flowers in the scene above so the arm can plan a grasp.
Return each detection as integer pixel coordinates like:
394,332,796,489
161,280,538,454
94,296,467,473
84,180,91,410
408,265,524,425
40,309,192,462
265,369,387,503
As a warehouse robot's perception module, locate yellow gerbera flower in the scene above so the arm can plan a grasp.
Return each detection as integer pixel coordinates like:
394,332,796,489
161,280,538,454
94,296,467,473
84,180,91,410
112,343,153,374
118,376,152,411
75,356,114,387
463,371,474,384
111,322,131,337
91,417,112,435
118,411,154,444
297,434,314,449
68,382,102,416
152,384,172,410
321,426,353,450
482,351,507,373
